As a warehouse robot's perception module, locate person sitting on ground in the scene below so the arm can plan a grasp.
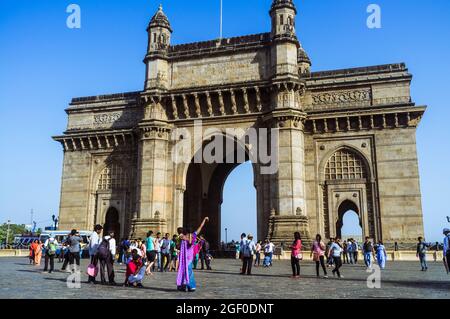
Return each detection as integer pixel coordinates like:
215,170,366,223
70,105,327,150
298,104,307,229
125,249,146,288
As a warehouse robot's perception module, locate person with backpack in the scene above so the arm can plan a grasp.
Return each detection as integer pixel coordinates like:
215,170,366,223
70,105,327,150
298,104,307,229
97,231,117,285
199,235,212,270
362,237,374,269
328,238,344,278
289,232,302,279
87,224,103,284
43,237,58,273
241,234,256,275
416,237,431,271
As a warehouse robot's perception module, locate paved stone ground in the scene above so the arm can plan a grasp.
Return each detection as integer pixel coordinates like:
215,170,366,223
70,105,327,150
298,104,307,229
0,257,449,299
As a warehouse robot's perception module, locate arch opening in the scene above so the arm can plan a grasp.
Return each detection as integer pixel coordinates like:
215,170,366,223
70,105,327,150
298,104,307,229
183,134,258,250
104,207,120,240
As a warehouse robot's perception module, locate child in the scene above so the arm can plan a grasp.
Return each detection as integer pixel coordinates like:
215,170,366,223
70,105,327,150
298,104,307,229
125,249,146,288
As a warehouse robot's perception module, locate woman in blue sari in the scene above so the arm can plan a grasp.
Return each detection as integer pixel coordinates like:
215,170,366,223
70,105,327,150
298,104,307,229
376,240,387,270
176,217,209,292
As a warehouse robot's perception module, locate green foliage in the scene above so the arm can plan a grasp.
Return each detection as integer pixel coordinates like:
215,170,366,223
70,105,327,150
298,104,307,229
0,223,28,244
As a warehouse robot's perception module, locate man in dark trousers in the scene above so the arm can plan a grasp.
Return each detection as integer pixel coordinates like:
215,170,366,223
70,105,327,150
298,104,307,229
97,231,117,285
199,234,212,270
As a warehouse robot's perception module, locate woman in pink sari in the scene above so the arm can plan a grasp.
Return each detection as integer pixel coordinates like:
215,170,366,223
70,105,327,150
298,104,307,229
176,217,209,292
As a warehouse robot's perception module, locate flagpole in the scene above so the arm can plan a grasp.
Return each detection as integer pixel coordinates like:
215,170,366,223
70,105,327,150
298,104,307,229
220,0,223,39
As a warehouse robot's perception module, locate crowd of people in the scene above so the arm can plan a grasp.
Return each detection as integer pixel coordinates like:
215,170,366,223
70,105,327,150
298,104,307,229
27,223,450,292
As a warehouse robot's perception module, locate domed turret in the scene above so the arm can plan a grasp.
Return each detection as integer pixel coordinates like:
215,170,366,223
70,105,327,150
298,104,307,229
269,0,297,39
297,46,311,77
148,4,172,33
144,5,172,92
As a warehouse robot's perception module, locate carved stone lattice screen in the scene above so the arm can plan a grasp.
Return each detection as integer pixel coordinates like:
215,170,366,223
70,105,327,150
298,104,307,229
97,164,129,190
325,149,367,180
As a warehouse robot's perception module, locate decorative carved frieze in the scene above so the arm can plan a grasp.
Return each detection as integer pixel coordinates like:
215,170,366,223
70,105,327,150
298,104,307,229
93,112,136,127
309,89,372,109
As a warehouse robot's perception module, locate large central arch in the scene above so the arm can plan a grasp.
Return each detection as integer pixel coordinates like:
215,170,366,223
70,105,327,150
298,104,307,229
183,134,260,249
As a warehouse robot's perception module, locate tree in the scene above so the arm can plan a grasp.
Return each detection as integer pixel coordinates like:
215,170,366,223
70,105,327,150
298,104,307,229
0,223,28,244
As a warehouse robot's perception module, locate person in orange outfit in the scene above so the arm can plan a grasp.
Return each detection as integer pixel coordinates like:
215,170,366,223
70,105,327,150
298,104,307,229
33,240,43,266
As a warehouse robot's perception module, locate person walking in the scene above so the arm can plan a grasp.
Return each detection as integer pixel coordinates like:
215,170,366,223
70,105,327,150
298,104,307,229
145,231,156,275
29,242,35,265
442,228,450,274
160,233,171,272
328,238,344,278
375,240,387,270
254,241,262,267
67,229,82,272
343,241,349,264
87,224,103,284
170,234,178,271
241,234,256,275
325,238,334,267
97,231,116,285
199,235,212,270
416,237,431,271
177,217,209,292
362,237,374,269
155,232,162,272
352,239,359,264
311,234,328,278
43,236,58,273
347,239,355,264
289,232,302,279
33,240,43,266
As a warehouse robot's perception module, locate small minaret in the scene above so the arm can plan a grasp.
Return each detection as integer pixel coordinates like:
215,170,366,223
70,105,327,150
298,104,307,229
144,5,172,92
270,0,297,38
269,0,299,80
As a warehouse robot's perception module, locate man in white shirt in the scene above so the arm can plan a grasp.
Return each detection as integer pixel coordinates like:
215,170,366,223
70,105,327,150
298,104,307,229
98,231,117,285
241,234,256,275
87,224,103,284
43,237,58,273
264,239,275,267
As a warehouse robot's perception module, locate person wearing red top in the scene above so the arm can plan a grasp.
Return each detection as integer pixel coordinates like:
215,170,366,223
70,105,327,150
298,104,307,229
289,232,302,278
125,249,145,288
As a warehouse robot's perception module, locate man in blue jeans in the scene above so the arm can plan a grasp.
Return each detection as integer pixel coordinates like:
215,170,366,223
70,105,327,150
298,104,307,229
362,237,374,268
416,237,431,271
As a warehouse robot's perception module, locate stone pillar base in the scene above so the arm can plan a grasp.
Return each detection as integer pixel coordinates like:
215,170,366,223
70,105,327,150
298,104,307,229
130,218,167,239
268,215,311,247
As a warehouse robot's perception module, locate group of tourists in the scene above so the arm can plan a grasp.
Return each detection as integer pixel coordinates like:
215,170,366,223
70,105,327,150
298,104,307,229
28,221,450,293
237,234,276,275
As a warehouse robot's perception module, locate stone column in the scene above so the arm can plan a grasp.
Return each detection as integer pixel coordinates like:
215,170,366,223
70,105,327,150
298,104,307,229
265,85,310,246
132,97,171,238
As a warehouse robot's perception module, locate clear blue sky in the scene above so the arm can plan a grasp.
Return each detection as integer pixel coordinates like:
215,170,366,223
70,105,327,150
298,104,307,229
0,0,449,242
